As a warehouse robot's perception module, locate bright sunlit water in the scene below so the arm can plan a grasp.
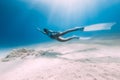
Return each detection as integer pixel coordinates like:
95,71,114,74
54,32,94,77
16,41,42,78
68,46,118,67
0,0,120,48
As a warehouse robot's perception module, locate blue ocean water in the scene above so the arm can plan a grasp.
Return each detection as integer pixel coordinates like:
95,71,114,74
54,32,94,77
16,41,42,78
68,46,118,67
0,0,120,48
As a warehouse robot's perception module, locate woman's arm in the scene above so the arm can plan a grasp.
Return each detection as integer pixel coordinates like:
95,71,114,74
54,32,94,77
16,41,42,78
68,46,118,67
36,27,46,34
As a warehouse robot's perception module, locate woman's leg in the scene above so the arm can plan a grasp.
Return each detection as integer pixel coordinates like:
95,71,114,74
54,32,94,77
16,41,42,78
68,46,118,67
56,36,79,42
59,27,84,36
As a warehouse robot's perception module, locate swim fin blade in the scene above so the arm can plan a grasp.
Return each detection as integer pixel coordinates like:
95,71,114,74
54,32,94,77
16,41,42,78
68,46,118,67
83,22,116,31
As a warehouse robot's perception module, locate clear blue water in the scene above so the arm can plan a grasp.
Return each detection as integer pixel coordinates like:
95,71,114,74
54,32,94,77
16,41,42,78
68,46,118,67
0,0,120,48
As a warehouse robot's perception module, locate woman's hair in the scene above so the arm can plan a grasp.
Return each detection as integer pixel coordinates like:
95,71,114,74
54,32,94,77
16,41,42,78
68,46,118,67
43,28,48,32
43,28,49,34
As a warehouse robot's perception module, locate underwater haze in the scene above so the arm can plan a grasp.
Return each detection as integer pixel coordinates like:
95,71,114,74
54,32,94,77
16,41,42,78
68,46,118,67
0,0,120,48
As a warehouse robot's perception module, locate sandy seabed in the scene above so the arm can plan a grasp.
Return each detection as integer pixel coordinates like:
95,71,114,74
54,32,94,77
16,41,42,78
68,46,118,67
0,39,120,80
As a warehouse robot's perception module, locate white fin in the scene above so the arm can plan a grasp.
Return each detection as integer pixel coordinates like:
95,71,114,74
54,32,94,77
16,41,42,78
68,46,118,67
84,22,116,31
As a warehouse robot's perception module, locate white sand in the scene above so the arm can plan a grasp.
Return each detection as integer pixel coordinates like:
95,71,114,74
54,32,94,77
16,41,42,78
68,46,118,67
0,40,120,80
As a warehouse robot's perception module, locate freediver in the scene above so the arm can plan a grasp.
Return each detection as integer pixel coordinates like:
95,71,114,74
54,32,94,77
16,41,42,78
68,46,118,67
37,27,84,42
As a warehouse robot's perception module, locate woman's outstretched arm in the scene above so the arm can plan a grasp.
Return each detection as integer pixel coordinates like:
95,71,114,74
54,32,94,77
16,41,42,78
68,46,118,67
36,27,46,34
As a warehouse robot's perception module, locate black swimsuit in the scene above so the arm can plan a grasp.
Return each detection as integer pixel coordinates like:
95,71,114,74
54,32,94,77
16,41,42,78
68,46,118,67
48,32,60,39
